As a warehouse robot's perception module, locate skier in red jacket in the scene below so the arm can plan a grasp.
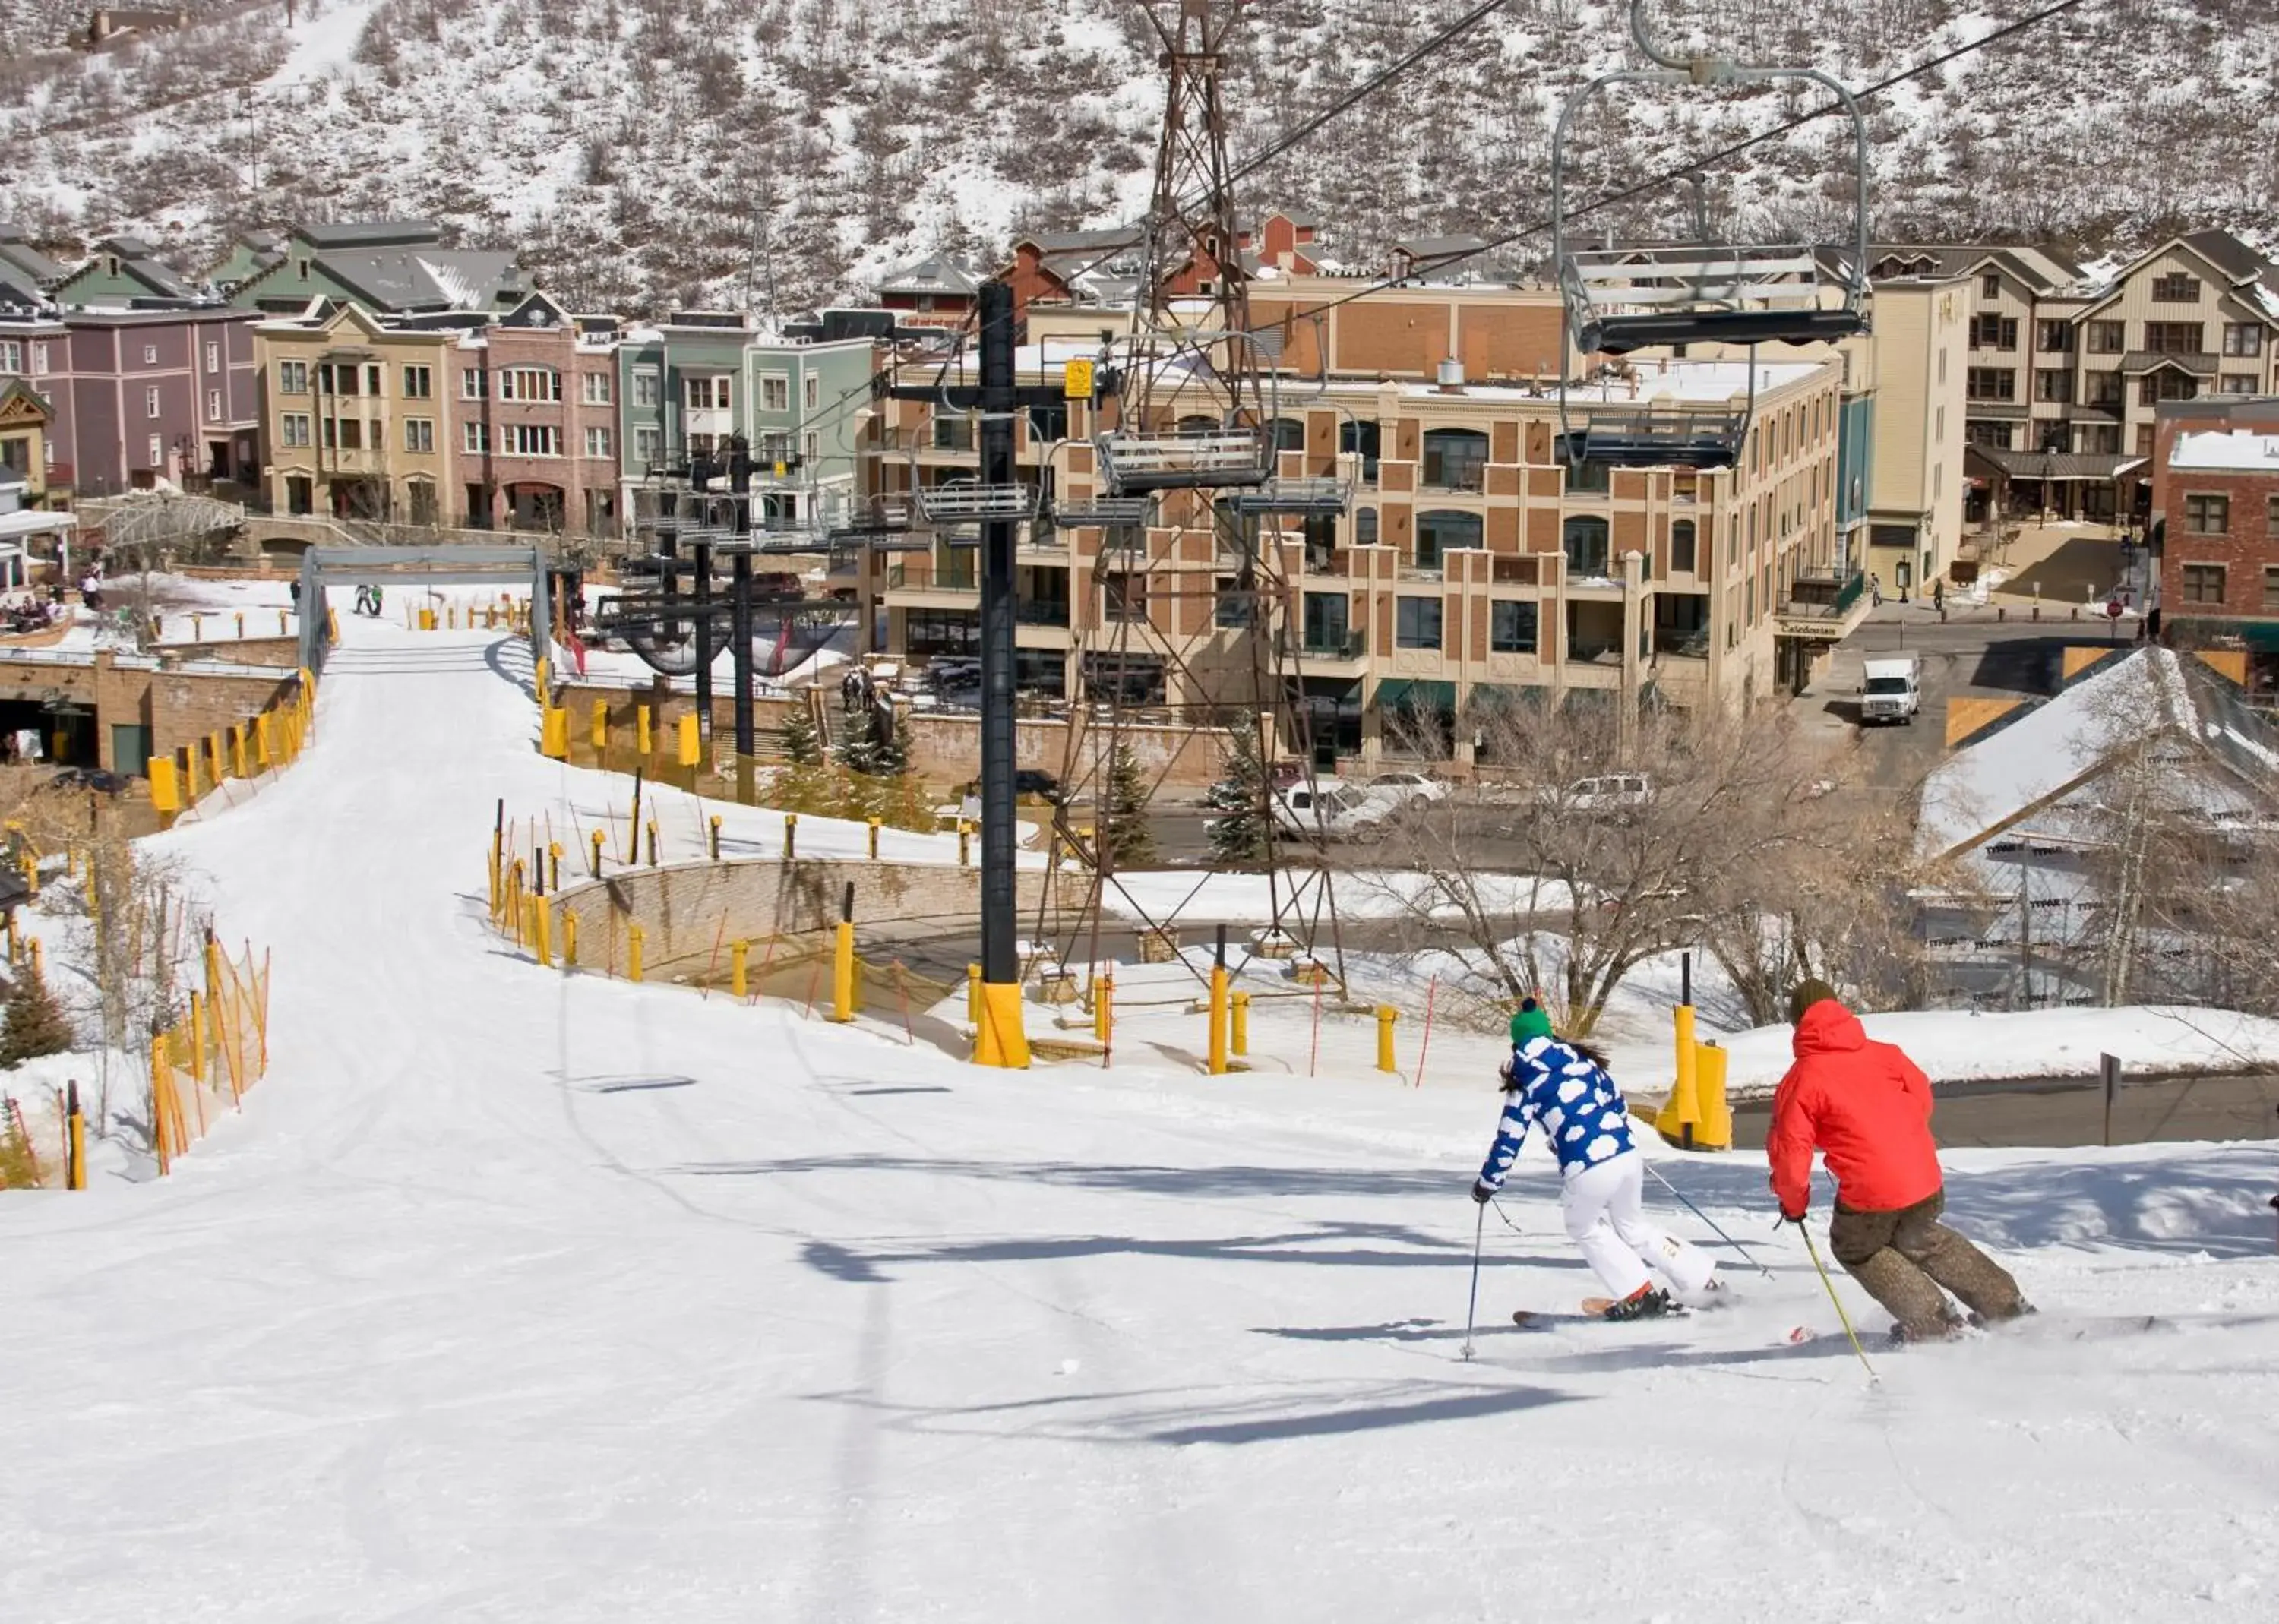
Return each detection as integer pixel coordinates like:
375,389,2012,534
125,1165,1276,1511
1768,980,2031,1341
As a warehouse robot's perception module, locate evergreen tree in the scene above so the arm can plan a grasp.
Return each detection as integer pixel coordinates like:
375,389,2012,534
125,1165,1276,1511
779,702,821,766
836,701,909,779
1100,741,1156,870
1204,725,1270,868
0,962,74,1069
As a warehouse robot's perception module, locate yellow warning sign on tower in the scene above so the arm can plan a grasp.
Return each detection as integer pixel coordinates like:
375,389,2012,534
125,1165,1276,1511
1063,358,1095,400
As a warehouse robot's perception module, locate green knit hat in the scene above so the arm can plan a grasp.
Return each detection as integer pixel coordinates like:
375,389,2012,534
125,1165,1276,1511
1509,997,1553,1046
1787,978,1840,1025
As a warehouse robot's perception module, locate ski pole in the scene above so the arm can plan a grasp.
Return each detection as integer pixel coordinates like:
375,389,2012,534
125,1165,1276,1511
1801,1224,1880,1385
1643,1161,1776,1280
1460,1203,1486,1362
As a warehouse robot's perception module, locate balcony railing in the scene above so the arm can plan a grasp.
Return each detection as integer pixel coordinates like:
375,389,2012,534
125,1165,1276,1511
1652,626,1711,658
1015,602,1070,627
1781,570,1867,619
1275,628,1367,661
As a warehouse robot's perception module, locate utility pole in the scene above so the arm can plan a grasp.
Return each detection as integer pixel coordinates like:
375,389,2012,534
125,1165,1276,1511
974,280,1026,1066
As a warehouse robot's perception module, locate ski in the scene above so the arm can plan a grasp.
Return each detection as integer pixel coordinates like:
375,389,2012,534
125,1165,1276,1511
1512,1303,1692,1328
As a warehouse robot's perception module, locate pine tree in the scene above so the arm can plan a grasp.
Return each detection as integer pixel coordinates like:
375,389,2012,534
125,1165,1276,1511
0,962,74,1069
1204,725,1270,868
1100,741,1156,871
836,704,880,775
779,702,821,766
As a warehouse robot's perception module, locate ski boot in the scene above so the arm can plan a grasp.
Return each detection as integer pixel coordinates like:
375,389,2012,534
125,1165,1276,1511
1601,1285,1675,1322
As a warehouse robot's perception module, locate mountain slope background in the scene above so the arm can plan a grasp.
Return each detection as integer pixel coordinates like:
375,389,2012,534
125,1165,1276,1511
3,0,2274,311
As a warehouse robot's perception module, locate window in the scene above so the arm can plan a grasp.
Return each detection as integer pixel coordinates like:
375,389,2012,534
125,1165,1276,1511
1562,516,1610,578
1354,507,1379,547
315,362,359,396
1420,428,1488,491
2086,370,2124,407
279,360,308,394
206,388,223,422
804,373,820,409
1965,368,2015,401
684,375,730,411
2140,370,2197,406
803,431,819,463
2085,321,2125,354
1339,420,1381,481
2265,567,2279,612
498,367,561,402
0,340,23,374
759,374,790,412
2034,369,2074,404
1394,596,1443,649
205,340,220,372
759,430,793,464
280,413,311,447
2137,424,2156,457
634,425,662,466
1214,576,1253,628
2143,321,2204,355
2179,564,2226,605
581,371,611,406
1301,591,1349,650
2036,321,2075,354
30,342,47,376
2220,374,2259,395
1670,518,1697,573
142,344,158,365
502,423,561,457
461,367,488,400
1489,599,1538,654
2270,496,2279,532
404,418,435,453
2222,324,2265,358
322,417,362,450
2079,424,2123,455
633,368,659,407
584,426,612,458
1980,273,2000,300
1105,573,1147,624
1969,314,2018,351
147,434,164,469
403,365,432,400
932,415,972,451
2183,493,2230,534
1414,510,1483,570
2151,272,2202,302
145,385,161,419
463,421,490,455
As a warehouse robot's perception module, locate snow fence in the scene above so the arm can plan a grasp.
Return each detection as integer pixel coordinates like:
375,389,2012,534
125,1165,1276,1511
148,936,271,1177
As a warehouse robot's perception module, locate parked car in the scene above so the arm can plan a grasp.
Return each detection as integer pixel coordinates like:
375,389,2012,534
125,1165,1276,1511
1539,773,1655,815
1273,782,1395,843
1368,770,1451,811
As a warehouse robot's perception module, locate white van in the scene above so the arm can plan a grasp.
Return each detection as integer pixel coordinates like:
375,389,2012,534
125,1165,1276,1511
1859,655,1923,725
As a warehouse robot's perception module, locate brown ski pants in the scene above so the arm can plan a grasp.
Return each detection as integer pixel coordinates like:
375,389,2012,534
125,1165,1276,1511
1829,1189,2028,1338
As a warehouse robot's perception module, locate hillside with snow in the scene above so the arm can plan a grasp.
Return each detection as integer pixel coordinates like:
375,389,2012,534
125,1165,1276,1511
5,0,2279,310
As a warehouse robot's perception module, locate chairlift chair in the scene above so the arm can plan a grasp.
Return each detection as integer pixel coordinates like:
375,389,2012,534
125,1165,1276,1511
1548,0,1870,469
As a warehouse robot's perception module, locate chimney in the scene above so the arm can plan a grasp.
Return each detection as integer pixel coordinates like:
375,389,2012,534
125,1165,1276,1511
1436,357,1465,393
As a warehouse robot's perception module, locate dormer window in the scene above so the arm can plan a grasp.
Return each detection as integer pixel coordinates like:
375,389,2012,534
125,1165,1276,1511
297,259,311,280
106,257,120,276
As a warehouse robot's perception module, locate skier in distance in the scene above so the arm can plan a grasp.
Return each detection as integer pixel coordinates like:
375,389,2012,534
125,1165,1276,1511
1768,979,2032,1342
1472,997,1719,1321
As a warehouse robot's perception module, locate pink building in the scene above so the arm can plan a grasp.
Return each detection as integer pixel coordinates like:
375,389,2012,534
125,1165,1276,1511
456,294,621,536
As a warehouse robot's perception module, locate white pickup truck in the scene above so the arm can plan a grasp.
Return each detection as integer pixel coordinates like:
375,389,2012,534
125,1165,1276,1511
1859,655,1923,725
1272,782,1397,842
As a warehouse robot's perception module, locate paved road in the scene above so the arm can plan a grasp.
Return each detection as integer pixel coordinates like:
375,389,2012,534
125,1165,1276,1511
1734,1070,2279,1151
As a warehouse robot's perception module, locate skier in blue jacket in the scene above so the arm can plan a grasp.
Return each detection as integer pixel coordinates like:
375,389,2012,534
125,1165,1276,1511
1472,998,1718,1320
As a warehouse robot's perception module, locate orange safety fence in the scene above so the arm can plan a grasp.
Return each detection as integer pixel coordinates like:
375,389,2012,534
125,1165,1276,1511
148,937,273,1176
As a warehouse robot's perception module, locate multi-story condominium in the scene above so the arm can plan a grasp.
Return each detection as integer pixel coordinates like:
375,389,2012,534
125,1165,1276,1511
454,293,621,535
0,303,261,497
614,314,879,533
254,302,462,523
2148,397,2279,694
1871,232,2279,526
868,333,1848,766
255,292,622,535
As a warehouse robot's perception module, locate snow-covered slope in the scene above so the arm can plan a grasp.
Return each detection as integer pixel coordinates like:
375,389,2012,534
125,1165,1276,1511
2,609,2278,1619
6,0,2277,310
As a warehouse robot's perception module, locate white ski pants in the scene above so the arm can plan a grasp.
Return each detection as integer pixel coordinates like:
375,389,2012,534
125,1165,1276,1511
1562,1152,1717,1303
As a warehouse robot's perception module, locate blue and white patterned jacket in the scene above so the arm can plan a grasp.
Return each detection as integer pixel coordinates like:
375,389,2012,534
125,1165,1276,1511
1477,1035,1637,1187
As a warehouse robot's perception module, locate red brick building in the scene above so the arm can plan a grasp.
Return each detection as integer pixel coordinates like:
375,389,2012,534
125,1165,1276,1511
457,292,622,536
2155,412,2279,691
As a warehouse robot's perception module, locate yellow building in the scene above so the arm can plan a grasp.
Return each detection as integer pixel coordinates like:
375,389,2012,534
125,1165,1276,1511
254,302,460,523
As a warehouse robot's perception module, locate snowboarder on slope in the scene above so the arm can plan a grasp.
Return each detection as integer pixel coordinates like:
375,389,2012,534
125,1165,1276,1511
1472,997,1719,1320
1767,980,2032,1341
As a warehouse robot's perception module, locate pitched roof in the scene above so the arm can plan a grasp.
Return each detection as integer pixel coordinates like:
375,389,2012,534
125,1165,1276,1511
0,264,43,309
2169,429,2279,473
1396,234,1489,261
2176,229,2276,286
1865,243,2083,289
0,229,68,287
875,253,980,298
314,248,525,313
65,237,195,300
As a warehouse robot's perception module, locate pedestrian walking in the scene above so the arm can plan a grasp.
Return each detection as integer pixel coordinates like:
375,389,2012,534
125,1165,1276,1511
1472,998,1719,1321
1768,979,2033,1342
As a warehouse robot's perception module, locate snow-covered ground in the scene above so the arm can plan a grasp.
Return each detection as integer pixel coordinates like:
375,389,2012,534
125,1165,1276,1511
3,606,2278,1621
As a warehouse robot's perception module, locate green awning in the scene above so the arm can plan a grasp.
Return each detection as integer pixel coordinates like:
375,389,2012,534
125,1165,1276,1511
1462,683,1542,715
1373,678,1456,713
2240,623,2279,653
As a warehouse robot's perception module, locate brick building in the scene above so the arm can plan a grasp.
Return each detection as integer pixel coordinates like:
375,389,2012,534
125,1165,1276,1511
456,293,622,536
2154,415,2279,696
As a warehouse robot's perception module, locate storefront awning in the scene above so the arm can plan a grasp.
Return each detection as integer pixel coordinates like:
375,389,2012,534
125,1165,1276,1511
1373,678,1455,712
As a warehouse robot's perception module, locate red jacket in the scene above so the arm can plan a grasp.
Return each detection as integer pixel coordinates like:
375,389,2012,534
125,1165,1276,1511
1766,1000,1945,1216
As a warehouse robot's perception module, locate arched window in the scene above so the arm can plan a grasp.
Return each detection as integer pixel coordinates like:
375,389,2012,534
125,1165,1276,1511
1354,507,1380,547
1339,419,1380,481
1266,417,1306,450
1563,516,1610,579
1176,414,1221,434
1671,518,1697,575
1415,510,1483,570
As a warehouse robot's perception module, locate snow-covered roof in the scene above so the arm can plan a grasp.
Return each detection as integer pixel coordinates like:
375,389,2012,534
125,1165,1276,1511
2170,429,2279,473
